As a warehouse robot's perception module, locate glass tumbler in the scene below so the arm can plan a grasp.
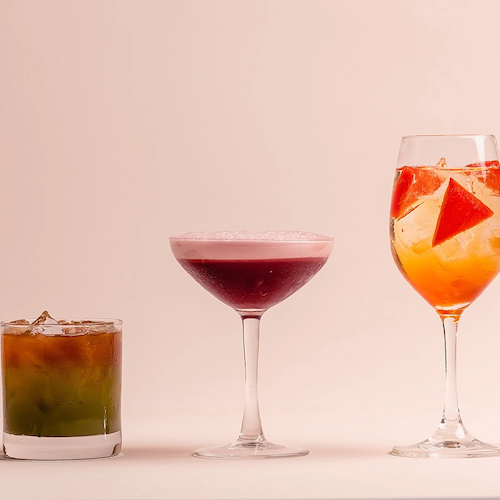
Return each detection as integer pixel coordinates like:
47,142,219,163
2,315,122,460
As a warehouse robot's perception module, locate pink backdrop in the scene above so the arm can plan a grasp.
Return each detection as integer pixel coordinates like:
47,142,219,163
2,1,500,498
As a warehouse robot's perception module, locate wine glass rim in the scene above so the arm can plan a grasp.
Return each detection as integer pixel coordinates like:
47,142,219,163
169,231,334,243
402,134,495,140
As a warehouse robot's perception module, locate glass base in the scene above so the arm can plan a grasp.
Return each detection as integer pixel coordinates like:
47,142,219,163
392,438,500,458
193,440,309,459
3,431,122,460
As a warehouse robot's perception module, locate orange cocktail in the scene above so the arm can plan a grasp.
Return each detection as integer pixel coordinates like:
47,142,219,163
390,134,500,459
391,160,500,317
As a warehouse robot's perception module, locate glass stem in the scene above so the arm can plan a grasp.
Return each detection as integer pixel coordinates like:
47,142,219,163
238,314,266,443
434,315,467,441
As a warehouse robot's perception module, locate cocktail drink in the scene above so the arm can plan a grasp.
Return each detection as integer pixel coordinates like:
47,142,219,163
2,312,122,460
170,231,333,459
390,135,500,458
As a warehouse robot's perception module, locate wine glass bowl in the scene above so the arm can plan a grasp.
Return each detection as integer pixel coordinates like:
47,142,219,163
170,231,333,459
390,135,500,458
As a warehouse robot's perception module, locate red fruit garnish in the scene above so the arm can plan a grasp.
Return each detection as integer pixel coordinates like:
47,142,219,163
465,160,500,195
432,178,494,247
390,166,443,219
465,160,500,168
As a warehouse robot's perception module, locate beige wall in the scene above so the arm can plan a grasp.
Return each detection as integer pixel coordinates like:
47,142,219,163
1,0,500,448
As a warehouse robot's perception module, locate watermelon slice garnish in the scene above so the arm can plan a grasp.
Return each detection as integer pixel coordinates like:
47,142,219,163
432,178,494,247
465,160,500,195
391,166,443,219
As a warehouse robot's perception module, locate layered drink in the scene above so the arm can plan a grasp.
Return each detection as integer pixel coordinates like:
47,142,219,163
2,311,122,460
171,231,332,312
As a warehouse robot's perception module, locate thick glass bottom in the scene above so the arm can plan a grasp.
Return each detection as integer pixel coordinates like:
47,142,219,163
3,431,122,460
193,440,309,459
392,438,500,458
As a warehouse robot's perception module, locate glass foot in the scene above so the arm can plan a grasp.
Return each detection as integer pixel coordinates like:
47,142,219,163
3,431,122,460
392,437,500,458
193,440,309,459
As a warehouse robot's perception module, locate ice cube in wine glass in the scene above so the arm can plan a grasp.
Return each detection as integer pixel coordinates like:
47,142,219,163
397,199,440,251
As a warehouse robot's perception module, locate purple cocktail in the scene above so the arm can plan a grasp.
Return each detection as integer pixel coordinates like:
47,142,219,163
170,231,333,459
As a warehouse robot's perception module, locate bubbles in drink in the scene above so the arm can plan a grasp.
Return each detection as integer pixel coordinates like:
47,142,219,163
171,231,334,261
171,231,331,241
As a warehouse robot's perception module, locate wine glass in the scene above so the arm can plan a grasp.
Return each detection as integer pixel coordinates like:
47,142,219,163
170,231,333,459
390,135,500,458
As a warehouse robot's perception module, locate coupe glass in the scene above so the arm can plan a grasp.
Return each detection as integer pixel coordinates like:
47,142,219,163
390,135,500,458
170,231,333,459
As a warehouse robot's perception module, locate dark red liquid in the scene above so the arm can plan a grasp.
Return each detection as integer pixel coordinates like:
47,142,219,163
178,257,328,311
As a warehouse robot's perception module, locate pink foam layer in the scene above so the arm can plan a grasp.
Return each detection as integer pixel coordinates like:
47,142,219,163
170,231,334,260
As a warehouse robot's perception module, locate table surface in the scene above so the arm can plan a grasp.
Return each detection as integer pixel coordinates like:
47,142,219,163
3,430,500,500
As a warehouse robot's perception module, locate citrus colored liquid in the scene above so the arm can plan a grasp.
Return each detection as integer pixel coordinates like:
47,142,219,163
178,257,328,311
391,165,500,315
2,329,121,437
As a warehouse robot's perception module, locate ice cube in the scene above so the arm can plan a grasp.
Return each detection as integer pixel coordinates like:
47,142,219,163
397,199,440,249
489,236,500,254
31,311,58,326
436,157,447,168
475,230,500,260
59,320,116,336
455,231,476,249
9,319,30,325
434,237,462,262
31,311,63,335
434,230,476,263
